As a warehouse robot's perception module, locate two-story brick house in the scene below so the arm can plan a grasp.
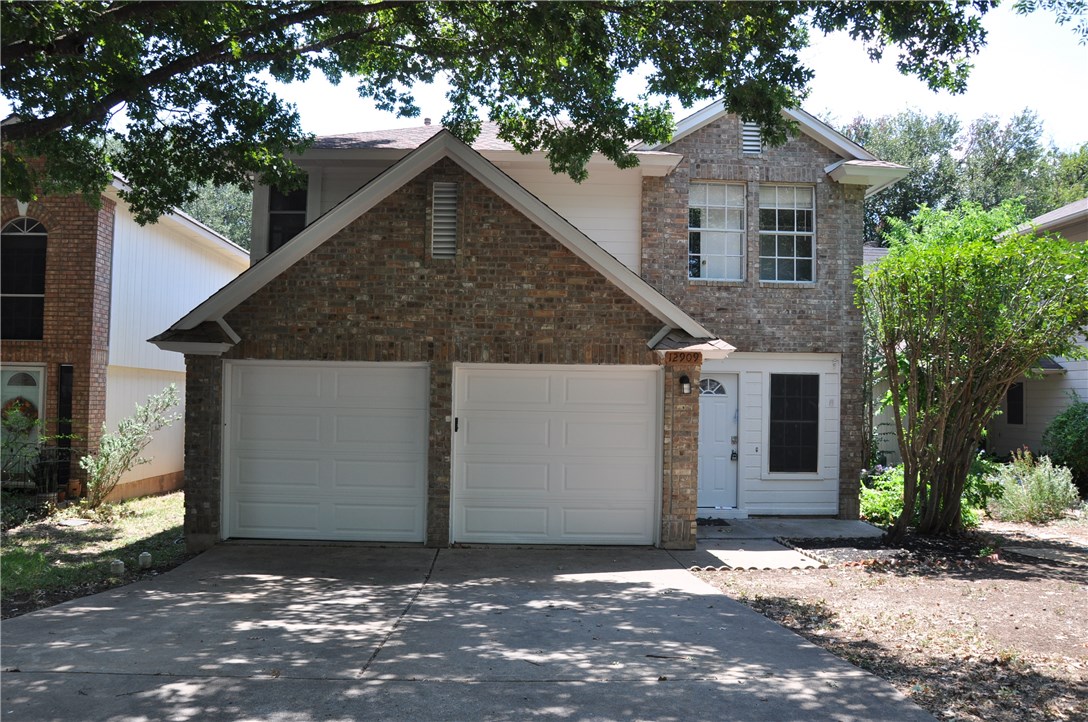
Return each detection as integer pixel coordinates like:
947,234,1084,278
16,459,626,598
153,101,907,551
1,179,248,501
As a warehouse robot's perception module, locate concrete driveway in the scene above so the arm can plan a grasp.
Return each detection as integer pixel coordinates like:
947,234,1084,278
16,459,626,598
1,543,932,722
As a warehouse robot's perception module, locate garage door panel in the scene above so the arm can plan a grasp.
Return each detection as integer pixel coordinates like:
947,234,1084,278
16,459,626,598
453,366,659,545
236,500,320,534
236,456,321,489
561,462,654,494
461,461,550,492
463,373,551,409
237,412,322,443
460,505,550,538
333,459,426,491
226,362,428,542
562,507,654,540
334,412,427,447
235,367,324,404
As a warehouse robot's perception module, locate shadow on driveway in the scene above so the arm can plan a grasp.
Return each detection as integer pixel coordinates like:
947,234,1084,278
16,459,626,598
1,543,933,721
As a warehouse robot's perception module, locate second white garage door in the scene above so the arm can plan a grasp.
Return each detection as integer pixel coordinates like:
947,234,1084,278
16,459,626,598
452,365,661,544
224,361,428,542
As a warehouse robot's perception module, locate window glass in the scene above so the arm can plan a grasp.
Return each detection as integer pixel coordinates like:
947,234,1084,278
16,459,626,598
769,373,819,473
689,182,746,280
1007,382,1024,425
1,219,47,340
268,186,308,252
759,186,815,282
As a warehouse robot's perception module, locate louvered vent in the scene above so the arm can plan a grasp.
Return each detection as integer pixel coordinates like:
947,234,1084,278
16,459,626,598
741,121,762,154
431,182,458,259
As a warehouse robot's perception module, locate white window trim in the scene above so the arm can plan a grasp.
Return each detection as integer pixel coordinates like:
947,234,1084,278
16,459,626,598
758,184,816,283
1,363,47,440
688,181,746,281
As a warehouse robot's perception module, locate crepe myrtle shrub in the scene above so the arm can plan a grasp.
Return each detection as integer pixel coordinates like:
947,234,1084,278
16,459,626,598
987,449,1080,523
1041,400,1088,495
860,455,1002,529
855,200,1088,543
80,385,181,510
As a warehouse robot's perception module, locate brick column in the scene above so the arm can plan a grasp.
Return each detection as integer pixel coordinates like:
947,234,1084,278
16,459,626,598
659,352,701,549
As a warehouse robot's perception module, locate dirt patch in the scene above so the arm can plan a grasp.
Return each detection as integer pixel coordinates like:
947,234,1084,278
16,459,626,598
697,515,1088,722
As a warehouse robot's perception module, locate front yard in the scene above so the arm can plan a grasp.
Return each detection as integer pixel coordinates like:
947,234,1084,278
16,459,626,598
698,514,1088,722
1,491,191,619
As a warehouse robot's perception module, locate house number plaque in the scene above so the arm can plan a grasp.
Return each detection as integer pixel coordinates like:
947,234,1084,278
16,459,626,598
664,351,701,364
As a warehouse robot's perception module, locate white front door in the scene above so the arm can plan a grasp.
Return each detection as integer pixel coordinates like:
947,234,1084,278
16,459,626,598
451,365,660,545
698,374,739,508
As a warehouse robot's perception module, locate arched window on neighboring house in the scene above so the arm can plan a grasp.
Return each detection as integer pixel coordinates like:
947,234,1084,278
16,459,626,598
1,218,47,340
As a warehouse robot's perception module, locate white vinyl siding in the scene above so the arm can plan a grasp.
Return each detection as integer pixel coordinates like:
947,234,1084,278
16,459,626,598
108,205,248,373
105,366,186,484
701,353,841,515
452,365,660,544
759,185,815,282
689,182,745,280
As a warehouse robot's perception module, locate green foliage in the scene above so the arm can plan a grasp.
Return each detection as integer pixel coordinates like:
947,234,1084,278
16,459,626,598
1014,0,1088,41
988,450,1081,522
840,109,1080,245
855,201,1088,540
179,181,253,249
860,457,1002,530
1,1,997,222
1041,400,1088,493
80,385,181,510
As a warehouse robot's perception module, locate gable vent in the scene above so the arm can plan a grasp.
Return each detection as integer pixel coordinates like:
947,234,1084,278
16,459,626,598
741,121,762,154
431,182,458,259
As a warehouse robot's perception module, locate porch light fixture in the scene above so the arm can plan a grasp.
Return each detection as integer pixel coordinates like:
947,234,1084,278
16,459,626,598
679,375,692,395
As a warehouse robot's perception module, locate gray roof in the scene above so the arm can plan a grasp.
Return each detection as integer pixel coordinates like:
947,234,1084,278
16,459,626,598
862,245,890,265
314,122,515,150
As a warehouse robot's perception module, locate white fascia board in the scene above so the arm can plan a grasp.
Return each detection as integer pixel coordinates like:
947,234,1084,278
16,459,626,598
152,341,235,356
172,131,712,338
635,100,879,162
825,160,911,198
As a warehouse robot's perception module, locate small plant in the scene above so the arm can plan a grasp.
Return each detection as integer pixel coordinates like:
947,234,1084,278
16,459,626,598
1041,400,1088,495
80,385,181,510
987,449,1081,523
860,454,1002,529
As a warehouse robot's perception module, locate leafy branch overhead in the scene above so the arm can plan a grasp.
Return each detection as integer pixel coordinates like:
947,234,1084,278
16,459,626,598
2,0,997,222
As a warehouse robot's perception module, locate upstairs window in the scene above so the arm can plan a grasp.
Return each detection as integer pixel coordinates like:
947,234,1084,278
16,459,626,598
689,182,745,281
1,218,47,340
1006,382,1024,425
768,373,819,473
268,186,308,253
431,182,458,259
759,185,814,282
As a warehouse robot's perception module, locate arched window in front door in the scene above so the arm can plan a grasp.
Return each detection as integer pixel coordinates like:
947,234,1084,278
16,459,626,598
1,218,48,340
700,378,727,396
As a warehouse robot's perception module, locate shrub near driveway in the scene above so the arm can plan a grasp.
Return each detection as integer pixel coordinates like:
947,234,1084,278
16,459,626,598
1,492,191,619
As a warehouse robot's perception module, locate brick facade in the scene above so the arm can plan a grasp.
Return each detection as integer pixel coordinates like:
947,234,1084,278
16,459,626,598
182,159,701,549
1,194,116,495
642,116,865,518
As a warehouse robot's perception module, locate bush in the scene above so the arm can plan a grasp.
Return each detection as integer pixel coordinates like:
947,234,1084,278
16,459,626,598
860,454,1003,529
1041,401,1088,495
987,450,1080,523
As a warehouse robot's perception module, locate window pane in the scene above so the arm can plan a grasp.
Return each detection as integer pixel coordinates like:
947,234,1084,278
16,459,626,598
726,208,744,230
797,210,814,232
689,231,702,254
777,209,794,231
759,209,776,229
268,213,307,251
759,258,776,280
760,235,776,257
725,233,743,256
702,231,726,254
1,297,44,340
726,256,743,280
768,373,819,473
778,259,795,281
269,187,307,211
690,183,708,206
727,184,745,204
689,256,701,278
707,208,726,228
705,255,727,279
777,236,794,257
796,236,812,259
707,184,728,206
796,188,814,209
796,260,813,281
689,208,703,228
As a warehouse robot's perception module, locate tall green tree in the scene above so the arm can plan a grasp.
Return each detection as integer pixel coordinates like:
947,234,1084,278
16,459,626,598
2,1,997,223
958,110,1050,213
856,201,1088,542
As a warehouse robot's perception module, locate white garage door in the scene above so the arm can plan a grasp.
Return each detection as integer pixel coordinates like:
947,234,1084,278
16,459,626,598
225,362,428,542
452,365,660,544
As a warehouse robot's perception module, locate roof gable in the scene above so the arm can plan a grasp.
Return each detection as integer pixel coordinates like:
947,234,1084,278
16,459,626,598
159,130,714,343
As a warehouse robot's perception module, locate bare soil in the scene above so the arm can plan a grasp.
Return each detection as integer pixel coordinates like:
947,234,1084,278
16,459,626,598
697,512,1088,722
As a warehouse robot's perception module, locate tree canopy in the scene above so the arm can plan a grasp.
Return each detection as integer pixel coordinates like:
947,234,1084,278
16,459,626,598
1,0,998,223
856,201,1088,542
841,109,1087,244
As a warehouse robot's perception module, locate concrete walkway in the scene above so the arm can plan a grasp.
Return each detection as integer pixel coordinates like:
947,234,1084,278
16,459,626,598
675,518,884,571
1,542,930,722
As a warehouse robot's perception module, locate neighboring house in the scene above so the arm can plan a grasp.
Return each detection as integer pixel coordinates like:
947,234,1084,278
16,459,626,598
153,102,908,551
987,197,1088,457
1,179,249,501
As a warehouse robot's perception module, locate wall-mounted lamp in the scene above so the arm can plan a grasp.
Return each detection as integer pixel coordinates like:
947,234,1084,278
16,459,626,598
679,374,692,395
